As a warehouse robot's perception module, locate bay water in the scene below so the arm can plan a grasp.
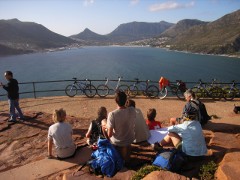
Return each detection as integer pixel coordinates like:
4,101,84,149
0,46,239,99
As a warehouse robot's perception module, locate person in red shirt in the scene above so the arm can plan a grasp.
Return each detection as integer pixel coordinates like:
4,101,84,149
146,108,162,130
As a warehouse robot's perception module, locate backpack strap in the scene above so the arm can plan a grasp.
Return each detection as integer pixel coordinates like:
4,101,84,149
76,160,91,172
190,100,201,112
189,100,201,121
190,99,199,106
92,119,106,140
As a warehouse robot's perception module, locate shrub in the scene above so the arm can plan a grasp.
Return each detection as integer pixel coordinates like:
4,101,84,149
131,165,162,180
199,161,218,180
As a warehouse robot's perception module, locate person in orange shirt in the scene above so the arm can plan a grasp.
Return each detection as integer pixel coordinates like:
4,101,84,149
146,108,162,130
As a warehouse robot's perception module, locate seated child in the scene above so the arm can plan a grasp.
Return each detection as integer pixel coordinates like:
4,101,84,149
48,108,76,159
85,107,108,146
146,108,162,130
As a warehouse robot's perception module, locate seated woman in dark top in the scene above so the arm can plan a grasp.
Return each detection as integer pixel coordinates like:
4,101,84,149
85,107,108,146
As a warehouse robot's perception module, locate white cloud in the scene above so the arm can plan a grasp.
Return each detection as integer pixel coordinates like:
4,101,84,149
83,0,94,7
130,0,140,6
149,1,195,12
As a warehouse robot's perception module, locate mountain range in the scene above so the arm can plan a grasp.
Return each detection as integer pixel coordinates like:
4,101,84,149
165,9,240,55
0,9,240,56
127,9,240,56
70,21,174,44
0,19,75,55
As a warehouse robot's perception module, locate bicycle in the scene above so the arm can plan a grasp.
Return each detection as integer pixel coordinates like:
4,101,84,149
65,78,97,98
159,80,187,100
128,78,159,98
96,77,129,98
191,79,223,100
222,80,240,101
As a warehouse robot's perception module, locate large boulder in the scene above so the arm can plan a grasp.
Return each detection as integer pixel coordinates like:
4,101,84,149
143,170,187,180
216,152,240,180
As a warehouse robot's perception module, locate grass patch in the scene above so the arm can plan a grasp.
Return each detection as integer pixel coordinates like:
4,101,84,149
199,161,218,180
131,165,162,180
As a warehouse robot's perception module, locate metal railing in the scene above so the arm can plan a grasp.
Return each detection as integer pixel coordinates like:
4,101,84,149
0,78,239,99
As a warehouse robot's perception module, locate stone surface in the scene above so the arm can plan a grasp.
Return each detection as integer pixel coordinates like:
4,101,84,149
216,161,240,180
0,111,90,173
143,170,187,180
0,146,92,180
105,168,136,180
0,97,240,179
63,167,135,180
215,152,240,180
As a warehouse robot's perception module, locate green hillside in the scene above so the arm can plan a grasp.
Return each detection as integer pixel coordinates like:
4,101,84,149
167,10,240,55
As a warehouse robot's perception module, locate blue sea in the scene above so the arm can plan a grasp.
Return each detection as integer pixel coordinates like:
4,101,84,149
0,46,240,98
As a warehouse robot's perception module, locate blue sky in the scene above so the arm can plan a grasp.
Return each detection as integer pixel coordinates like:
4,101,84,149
0,0,239,36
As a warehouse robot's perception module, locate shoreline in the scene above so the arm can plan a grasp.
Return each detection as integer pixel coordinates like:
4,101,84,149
166,47,240,59
1,45,239,59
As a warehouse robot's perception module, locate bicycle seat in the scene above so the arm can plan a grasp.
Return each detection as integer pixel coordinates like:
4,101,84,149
72,78,77,80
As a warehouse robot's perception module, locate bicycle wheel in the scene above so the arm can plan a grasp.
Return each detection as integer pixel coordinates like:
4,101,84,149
191,87,203,99
159,87,167,100
118,85,129,94
210,86,223,100
84,84,97,98
223,87,235,101
146,85,159,98
128,85,138,98
65,85,77,97
176,89,185,100
97,84,109,98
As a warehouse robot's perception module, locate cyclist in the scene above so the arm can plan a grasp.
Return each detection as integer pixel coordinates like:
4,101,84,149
169,89,200,125
48,108,76,159
0,71,24,122
85,107,108,147
146,108,162,130
126,99,150,143
156,104,207,157
107,92,136,165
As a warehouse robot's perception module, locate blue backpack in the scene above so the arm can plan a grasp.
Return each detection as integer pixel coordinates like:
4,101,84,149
153,148,185,172
90,138,124,177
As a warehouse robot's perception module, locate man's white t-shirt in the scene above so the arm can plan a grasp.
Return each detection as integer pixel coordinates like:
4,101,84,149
107,107,136,147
